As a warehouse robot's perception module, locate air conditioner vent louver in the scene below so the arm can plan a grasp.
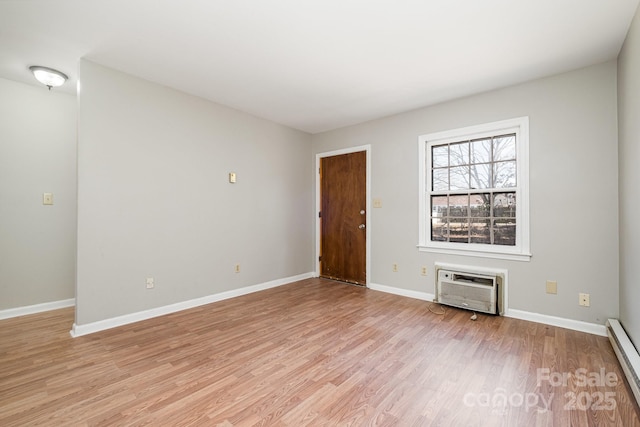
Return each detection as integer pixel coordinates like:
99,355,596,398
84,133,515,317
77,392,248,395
437,269,498,315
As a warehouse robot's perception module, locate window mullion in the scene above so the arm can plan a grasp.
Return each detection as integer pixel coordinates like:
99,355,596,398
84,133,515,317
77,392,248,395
446,194,451,243
490,192,495,245
489,137,494,245
466,193,471,244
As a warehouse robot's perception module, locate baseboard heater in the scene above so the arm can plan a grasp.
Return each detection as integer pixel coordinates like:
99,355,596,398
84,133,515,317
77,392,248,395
606,319,640,406
436,269,499,315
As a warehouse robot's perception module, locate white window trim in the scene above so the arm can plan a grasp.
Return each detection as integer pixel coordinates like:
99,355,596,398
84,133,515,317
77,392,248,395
418,117,531,262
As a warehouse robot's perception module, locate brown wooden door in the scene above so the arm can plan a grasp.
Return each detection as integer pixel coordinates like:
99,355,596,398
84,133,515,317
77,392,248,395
320,151,366,285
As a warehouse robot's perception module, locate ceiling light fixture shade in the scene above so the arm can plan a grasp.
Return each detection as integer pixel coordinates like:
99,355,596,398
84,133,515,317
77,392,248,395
29,65,68,90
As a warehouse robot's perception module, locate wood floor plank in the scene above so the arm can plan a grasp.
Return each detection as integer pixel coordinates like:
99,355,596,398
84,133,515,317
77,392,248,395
1,278,639,426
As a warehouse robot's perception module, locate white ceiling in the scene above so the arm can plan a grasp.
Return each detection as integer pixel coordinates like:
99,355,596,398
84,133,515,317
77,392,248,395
1,1,638,134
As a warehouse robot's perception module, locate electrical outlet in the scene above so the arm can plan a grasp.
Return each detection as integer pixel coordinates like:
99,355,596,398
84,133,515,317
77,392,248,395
392,263,398,272
421,266,428,276
235,264,240,273
579,293,590,307
546,280,557,294
146,277,154,289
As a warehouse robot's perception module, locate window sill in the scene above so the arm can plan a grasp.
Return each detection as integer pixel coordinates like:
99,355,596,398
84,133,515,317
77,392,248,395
417,244,531,262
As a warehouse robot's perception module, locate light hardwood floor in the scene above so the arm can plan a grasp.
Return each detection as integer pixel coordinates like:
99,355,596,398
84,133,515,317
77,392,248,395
1,278,639,426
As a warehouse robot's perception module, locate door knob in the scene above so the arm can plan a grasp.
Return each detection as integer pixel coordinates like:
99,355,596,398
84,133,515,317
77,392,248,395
360,210,365,215
359,224,366,229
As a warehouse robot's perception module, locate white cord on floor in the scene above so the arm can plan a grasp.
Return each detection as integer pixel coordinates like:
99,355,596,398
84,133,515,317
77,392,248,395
428,303,478,321
428,302,446,315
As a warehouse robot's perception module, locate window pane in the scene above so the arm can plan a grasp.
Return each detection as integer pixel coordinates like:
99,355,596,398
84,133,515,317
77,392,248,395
449,218,469,243
449,142,469,166
493,134,516,161
449,194,468,217
433,168,448,191
493,161,516,188
493,218,516,246
432,145,449,168
431,217,448,241
493,192,516,217
450,166,469,190
470,163,491,189
470,193,490,217
431,195,448,217
470,219,491,243
471,138,491,164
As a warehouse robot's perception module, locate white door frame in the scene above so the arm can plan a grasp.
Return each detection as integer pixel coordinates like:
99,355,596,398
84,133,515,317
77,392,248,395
315,145,371,286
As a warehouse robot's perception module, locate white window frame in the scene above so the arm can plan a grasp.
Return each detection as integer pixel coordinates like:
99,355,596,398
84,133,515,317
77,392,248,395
418,117,531,261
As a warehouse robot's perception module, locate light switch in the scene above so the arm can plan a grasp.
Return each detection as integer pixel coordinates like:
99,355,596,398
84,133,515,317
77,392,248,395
229,172,237,183
43,193,53,205
373,198,382,208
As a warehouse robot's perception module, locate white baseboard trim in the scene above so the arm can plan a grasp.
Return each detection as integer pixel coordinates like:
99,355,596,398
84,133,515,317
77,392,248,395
506,309,607,337
366,282,606,337
70,272,314,338
0,298,75,320
368,282,435,302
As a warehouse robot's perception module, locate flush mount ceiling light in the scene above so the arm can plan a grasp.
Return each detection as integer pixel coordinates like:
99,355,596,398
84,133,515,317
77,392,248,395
29,65,68,90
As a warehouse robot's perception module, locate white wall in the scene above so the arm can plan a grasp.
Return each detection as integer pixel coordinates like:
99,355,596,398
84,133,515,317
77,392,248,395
76,60,313,325
312,61,619,325
0,78,77,309
618,5,640,347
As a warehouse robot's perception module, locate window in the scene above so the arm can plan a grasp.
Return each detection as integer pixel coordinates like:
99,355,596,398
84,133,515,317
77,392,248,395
418,117,530,261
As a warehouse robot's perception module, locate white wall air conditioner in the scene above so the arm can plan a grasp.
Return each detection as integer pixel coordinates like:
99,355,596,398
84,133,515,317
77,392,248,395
437,269,498,314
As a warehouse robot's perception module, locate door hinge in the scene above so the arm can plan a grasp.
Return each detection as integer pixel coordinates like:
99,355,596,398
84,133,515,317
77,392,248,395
319,256,322,261
318,211,322,218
